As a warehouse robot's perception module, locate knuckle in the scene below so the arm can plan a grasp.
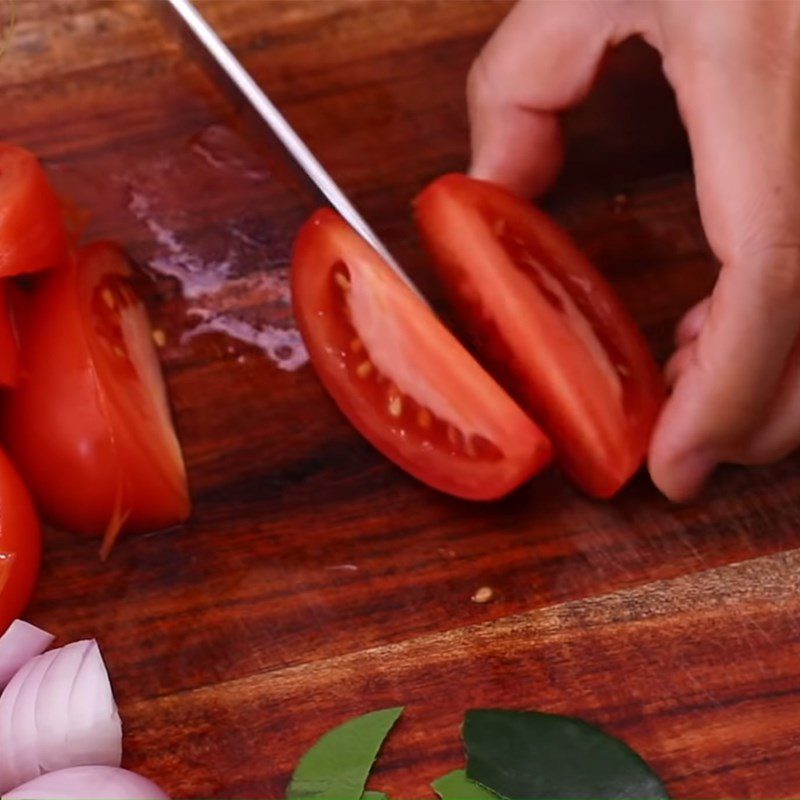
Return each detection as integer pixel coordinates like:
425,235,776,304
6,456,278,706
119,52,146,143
467,44,518,115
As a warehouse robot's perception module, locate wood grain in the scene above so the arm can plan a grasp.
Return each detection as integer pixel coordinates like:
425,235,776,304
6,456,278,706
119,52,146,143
123,551,800,798
2,2,798,798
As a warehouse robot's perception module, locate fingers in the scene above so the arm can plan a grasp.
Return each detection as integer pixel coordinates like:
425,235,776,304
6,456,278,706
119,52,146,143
731,336,800,465
647,3,800,500
652,247,800,500
467,0,637,198
664,332,800,468
664,342,695,389
675,297,710,347
642,4,800,499
468,1,800,498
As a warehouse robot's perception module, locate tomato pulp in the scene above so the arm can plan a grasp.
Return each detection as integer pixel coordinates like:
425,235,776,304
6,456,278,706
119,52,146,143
292,209,553,500
3,243,190,546
415,174,664,497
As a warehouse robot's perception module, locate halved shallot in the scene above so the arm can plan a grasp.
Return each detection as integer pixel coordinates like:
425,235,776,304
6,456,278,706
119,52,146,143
3,766,168,799
0,621,53,690
0,640,122,792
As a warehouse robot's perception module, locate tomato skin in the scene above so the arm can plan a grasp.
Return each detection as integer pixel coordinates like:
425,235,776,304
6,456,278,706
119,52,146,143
0,449,41,634
0,282,20,387
415,174,664,498
3,243,190,538
292,209,552,500
0,144,68,277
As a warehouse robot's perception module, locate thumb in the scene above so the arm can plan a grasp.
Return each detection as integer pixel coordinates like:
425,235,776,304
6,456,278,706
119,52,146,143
467,0,637,198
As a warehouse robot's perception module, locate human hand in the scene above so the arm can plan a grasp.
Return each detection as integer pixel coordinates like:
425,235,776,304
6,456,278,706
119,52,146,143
467,0,800,500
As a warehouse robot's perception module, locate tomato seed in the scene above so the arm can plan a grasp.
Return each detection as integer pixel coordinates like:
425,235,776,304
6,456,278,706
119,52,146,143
388,393,403,418
350,337,364,353
446,424,463,449
356,360,373,378
334,272,351,291
101,288,116,309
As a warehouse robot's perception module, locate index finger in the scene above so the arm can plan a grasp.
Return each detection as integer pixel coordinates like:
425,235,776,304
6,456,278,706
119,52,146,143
467,0,637,197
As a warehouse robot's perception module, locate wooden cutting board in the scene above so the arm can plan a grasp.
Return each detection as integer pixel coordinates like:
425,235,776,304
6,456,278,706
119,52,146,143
5,2,800,798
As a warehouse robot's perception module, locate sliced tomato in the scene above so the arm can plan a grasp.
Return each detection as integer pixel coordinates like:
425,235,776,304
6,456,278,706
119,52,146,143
292,209,552,500
0,449,41,633
0,143,68,277
0,282,20,387
3,242,190,549
415,174,664,498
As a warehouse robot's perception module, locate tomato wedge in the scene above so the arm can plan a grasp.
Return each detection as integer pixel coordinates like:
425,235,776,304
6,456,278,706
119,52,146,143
415,174,664,498
292,209,552,500
3,243,190,549
0,143,68,277
0,282,19,387
0,449,41,633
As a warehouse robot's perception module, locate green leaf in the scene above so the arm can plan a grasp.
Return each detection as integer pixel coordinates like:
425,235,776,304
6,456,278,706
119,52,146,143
287,707,403,800
361,793,388,800
433,769,499,800
464,709,669,800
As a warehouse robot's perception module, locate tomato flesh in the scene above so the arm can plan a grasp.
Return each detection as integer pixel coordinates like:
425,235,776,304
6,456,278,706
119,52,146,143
415,174,664,497
3,243,190,543
0,449,41,634
0,144,68,277
292,209,552,500
84,246,188,503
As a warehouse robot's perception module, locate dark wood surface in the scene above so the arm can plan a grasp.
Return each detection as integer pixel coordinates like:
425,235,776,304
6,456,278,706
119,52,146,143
4,2,800,798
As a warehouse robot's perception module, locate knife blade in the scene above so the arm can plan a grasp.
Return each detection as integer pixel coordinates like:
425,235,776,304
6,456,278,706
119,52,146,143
165,0,420,294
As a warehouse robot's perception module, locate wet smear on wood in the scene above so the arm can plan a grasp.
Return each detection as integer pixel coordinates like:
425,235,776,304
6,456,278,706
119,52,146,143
52,124,311,372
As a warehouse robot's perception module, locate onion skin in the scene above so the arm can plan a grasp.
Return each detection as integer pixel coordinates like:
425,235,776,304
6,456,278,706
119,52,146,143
2,766,169,799
0,640,122,792
0,622,53,689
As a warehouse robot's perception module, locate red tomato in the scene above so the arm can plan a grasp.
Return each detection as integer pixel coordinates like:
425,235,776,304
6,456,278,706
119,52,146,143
0,143,68,277
415,174,664,498
292,209,552,500
3,243,190,549
0,449,41,633
0,282,20,387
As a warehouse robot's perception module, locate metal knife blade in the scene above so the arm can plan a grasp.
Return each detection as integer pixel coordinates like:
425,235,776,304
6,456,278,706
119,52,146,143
165,0,419,293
